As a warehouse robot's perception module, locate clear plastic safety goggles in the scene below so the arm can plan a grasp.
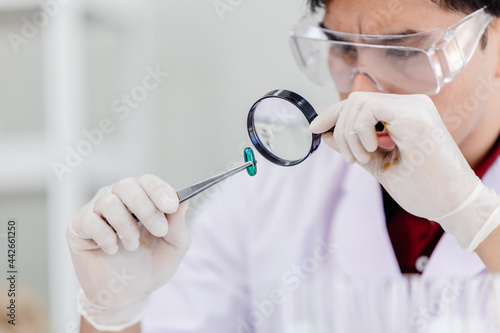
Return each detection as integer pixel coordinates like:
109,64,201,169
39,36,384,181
290,7,494,95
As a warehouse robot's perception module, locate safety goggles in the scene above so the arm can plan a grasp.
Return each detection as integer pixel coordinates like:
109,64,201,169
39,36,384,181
290,7,494,95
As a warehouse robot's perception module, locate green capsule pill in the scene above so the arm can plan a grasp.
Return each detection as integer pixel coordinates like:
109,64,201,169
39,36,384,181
244,147,257,176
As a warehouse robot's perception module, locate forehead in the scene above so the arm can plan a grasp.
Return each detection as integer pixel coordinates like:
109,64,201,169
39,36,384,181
323,0,464,35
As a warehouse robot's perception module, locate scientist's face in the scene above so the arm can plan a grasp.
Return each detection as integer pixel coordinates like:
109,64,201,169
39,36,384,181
323,0,500,166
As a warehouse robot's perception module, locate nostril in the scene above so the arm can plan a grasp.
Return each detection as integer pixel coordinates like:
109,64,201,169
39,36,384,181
359,71,378,85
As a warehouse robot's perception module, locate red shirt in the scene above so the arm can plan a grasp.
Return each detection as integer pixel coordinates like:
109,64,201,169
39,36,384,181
384,135,500,274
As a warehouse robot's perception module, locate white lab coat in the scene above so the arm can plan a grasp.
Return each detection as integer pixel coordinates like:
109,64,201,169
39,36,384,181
143,144,498,332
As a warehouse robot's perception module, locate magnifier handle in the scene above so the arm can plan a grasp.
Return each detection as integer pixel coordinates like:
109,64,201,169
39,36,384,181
323,122,385,133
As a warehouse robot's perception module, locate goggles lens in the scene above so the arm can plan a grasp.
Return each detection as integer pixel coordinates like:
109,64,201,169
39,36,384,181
290,7,494,95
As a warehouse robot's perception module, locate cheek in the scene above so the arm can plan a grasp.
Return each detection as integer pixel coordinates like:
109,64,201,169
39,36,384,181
431,48,492,144
432,73,489,144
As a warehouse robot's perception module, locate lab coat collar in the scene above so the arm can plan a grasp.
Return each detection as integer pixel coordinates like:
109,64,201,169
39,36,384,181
330,163,486,279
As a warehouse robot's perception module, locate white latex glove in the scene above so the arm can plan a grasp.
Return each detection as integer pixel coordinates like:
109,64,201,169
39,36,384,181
310,92,500,253
66,174,190,331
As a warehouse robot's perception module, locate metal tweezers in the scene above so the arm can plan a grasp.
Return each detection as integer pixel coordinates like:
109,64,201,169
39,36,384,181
176,161,254,203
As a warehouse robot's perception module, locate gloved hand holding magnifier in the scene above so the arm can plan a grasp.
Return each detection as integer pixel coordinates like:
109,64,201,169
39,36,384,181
173,88,381,203
247,89,384,166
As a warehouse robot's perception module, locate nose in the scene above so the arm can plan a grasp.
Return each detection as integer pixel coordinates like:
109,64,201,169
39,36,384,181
350,71,380,93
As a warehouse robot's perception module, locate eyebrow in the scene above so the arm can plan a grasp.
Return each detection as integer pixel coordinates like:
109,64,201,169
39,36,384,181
320,22,421,36
319,23,431,47
386,29,420,36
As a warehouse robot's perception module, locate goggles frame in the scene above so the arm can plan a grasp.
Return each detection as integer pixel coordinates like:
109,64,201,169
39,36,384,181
290,7,494,95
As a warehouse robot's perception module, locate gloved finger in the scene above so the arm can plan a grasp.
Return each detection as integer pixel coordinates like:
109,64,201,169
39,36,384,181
70,212,119,255
112,178,169,237
93,192,140,252
333,99,357,164
179,200,189,215
139,201,191,256
343,100,372,164
309,100,346,134
354,104,380,153
362,96,402,141
163,201,191,250
322,132,339,151
138,174,179,214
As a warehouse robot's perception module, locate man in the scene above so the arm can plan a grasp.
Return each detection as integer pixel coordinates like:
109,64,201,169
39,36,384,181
67,0,500,332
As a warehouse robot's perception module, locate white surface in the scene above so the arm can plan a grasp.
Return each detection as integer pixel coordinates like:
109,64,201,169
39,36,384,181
42,0,87,330
0,0,38,11
0,0,336,330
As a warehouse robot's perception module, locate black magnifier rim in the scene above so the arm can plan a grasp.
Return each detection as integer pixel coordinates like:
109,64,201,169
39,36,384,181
247,89,322,167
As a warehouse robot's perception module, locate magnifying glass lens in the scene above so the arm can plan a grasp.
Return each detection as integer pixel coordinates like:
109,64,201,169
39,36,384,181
248,90,321,166
253,98,312,162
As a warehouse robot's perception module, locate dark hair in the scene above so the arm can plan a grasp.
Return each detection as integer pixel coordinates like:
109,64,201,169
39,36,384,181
308,0,500,16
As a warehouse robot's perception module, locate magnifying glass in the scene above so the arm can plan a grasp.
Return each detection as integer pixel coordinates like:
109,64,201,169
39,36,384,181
247,89,384,166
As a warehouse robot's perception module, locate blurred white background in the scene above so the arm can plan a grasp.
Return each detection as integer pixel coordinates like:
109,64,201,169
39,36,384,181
0,0,336,331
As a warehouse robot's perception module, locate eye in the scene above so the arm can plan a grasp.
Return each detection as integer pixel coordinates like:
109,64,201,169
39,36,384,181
331,44,358,57
386,48,420,58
